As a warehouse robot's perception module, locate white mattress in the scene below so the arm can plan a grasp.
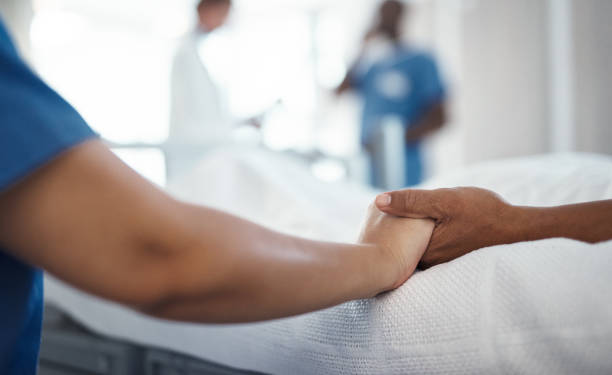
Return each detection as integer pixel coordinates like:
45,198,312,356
45,150,612,374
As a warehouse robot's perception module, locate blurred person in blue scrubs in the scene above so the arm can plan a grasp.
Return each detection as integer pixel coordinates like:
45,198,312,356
337,0,447,188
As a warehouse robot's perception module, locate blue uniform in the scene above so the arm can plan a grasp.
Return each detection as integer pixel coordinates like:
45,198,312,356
0,20,96,374
351,46,445,187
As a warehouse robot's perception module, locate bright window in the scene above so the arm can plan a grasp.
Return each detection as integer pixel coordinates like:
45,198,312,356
29,0,361,185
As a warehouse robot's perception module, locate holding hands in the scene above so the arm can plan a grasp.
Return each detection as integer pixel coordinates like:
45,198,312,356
375,187,612,269
375,187,513,269
358,204,434,291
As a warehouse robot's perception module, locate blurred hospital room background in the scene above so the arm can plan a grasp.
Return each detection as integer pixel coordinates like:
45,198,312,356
2,1,612,374
1,0,611,189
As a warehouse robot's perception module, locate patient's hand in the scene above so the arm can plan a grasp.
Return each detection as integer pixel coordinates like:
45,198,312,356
375,187,612,270
359,204,434,290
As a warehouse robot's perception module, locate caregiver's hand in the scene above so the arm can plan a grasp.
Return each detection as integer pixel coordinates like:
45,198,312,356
359,204,434,290
375,187,612,269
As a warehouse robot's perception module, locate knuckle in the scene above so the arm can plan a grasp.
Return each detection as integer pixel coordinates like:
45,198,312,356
432,188,454,213
403,190,417,212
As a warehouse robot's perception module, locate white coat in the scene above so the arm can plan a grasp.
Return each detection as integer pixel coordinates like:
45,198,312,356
166,30,231,180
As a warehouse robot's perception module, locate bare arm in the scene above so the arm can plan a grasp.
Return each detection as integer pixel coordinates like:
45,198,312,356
335,74,354,96
0,140,433,323
404,101,447,142
512,200,612,244
376,187,612,269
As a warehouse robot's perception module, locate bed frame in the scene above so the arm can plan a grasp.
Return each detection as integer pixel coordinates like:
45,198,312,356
39,304,265,375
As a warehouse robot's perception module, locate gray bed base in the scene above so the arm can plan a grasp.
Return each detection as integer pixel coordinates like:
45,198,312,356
39,304,265,375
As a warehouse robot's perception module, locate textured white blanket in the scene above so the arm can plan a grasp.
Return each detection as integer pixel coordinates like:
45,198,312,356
45,151,612,374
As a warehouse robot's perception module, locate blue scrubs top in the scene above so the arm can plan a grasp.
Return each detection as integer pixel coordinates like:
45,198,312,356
351,46,445,186
0,20,96,375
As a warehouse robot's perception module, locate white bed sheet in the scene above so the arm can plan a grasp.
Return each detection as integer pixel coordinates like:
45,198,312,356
45,151,612,374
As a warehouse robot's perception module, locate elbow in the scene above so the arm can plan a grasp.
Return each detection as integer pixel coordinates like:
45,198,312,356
134,292,182,320
95,236,187,316
125,267,194,320
132,294,171,318
122,257,191,319
118,263,180,317
132,270,228,322
116,201,236,320
127,240,231,321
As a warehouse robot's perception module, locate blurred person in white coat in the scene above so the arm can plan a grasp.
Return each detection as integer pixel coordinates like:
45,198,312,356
167,0,232,180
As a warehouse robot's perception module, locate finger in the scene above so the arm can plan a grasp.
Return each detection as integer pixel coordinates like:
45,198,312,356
375,189,441,219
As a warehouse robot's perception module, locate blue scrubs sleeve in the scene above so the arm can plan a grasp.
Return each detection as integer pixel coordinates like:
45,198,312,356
418,54,446,105
0,18,97,375
0,21,97,191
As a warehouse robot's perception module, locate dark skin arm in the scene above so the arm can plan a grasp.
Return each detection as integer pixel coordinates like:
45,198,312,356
335,28,378,97
404,101,447,142
375,187,612,269
335,74,354,96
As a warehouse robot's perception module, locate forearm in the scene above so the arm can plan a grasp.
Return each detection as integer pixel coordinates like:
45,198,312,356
404,121,439,142
146,203,393,323
510,200,612,244
0,140,427,324
405,102,446,142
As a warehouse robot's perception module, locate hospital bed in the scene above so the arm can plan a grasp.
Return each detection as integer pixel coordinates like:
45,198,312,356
39,305,261,375
42,149,612,374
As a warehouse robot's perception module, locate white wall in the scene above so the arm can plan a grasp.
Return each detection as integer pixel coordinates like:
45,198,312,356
444,0,611,166
406,0,553,175
573,0,612,155
0,0,33,58
459,0,551,163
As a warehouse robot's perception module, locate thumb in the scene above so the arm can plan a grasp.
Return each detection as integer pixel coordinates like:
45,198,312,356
375,189,441,219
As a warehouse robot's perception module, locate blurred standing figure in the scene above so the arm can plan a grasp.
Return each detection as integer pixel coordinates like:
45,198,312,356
337,0,447,188
168,0,232,181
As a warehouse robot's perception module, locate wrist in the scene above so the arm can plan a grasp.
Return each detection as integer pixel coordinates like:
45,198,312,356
503,204,549,244
354,243,398,298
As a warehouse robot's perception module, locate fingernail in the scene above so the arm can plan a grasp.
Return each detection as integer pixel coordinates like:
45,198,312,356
376,194,391,206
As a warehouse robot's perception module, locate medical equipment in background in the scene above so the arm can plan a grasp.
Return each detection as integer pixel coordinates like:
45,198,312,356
369,116,407,190
39,305,261,375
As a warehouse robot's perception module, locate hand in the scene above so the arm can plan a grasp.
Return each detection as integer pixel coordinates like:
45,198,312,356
375,187,516,269
404,102,446,143
246,118,262,129
359,204,434,290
